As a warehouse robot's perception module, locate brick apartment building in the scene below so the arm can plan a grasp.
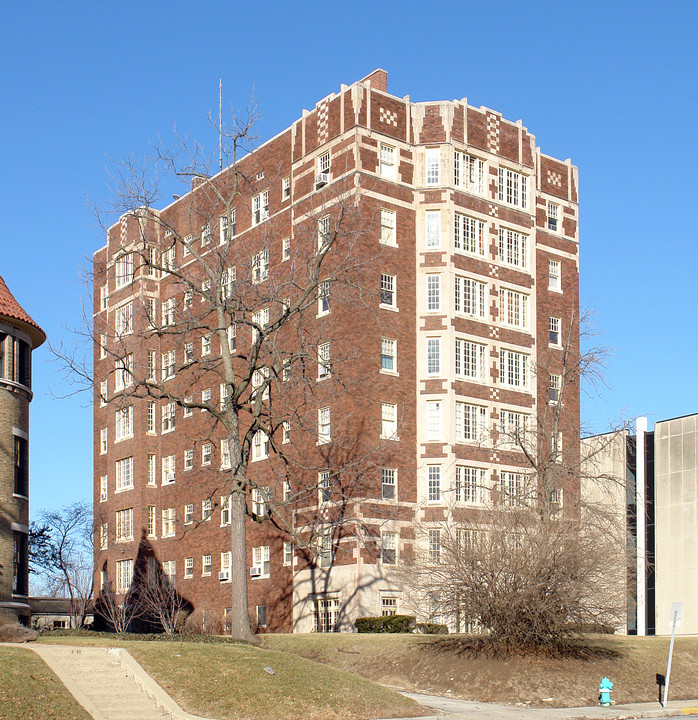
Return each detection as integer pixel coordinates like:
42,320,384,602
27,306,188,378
93,70,580,633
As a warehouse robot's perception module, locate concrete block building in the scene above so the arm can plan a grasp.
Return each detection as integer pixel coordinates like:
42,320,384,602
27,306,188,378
93,70,580,632
0,275,45,626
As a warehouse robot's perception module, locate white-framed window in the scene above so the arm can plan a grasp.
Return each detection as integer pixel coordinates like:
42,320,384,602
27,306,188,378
455,466,486,505
282,177,291,199
549,373,562,404
454,275,486,318
426,337,441,375
427,465,441,502
252,430,269,461
425,210,441,248
426,274,441,311
318,470,331,504
220,551,231,578
220,439,231,469
379,143,396,179
498,167,528,209
318,407,331,444
115,457,134,492
381,532,397,564
251,368,270,401
500,471,525,506
456,402,488,443
428,529,441,563
114,253,134,289
252,487,268,517
380,273,396,308
202,442,212,466
115,559,133,594
318,281,330,316
226,325,236,354
252,546,270,578
547,201,560,232
425,147,440,185
220,382,229,411
162,297,176,326
499,349,529,389
202,387,211,409
221,266,236,300
454,151,486,195
201,223,212,246
381,467,397,500
454,213,485,256
381,595,399,617
162,455,175,485
426,400,442,441
115,302,133,336
99,522,108,549
283,542,292,566
219,215,230,244
162,350,175,381
551,487,563,507
548,260,561,291
314,595,339,632
146,297,157,327
162,508,176,537
115,508,133,542
380,209,396,245
498,228,528,269
114,406,133,442
454,338,486,381
381,402,398,439
202,334,211,356
147,454,156,486
317,215,331,251
283,480,292,501
202,554,212,576
100,333,107,359
184,557,193,579
318,151,330,175
252,190,269,225
162,246,175,273
317,342,331,380
182,234,193,257
100,427,108,454
184,503,194,525
381,338,396,373
184,341,194,364
147,350,156,382
100,285,108,311
147,506,156,537
114,354,133,392
202,499,212,522
161,402,175,433
184,449,194,471
317,534,333,570
251,308,269,341
500,410,529,448
252,249,269,284
282,236,291,261
100,475,108,502
549,316,561,346
146,246,159,277
499,288,529,330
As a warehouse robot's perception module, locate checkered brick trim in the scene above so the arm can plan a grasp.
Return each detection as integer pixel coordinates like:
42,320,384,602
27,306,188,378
317,99,329,143
488,204,498,217
379,107,398,127
488,264,499,279
547,170,562,187
489,388,500,401
120,216,128,244
486,113,500,154
488,326,500,339
491,452,500,463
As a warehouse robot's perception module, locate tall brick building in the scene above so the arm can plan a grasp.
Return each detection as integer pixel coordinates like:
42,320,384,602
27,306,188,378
93,70,579,633
0,275,45,626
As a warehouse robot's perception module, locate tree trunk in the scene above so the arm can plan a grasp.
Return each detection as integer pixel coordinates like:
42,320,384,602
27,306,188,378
229,489,258,643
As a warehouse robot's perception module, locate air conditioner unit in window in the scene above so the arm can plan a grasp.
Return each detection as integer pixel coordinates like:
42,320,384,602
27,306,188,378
166,471,175,483
260,208,269,221
250,566,262,577
218,571,229,581
315,173,329,188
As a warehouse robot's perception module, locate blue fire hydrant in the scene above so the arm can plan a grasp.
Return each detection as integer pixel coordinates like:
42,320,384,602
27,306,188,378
599,677,614,706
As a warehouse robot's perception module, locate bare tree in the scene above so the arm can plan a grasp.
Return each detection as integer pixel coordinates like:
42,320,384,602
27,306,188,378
136,564,189,635
95,581,142,634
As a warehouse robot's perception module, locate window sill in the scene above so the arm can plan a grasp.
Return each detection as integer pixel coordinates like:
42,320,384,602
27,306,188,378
380,369,399,377
548,287,563,294
115,486,134,494
379,241,398,249
380,435,400,441
379,304,399,313
12,493,28,501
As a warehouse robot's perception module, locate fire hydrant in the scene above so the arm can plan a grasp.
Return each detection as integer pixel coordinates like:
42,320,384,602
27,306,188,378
599,677,614,707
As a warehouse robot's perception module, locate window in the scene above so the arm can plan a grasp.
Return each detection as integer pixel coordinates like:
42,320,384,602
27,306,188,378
202,334,211,356
100,285,108,311
552,432,563,463
454,151,486,195
252,249,269,284
317,342,331,380
317,534,333,569
252,488,268,517
147,246,159,277
162,455,175,485
550,487,563,508
163,561,176,583
182,234,193,257
256,605,267,628
115,457,133,491
221,266,236,300
252,190,269,225
427,465,441,502
282,236,291,261
100,475,108,502
425,210,441,248
454,338,486,381
428,529,441,563
202,499,212,522
379,144,396,179
500,471,525,506
184,449,194,470
114,253,134,289
100,427,107,454
161,402,175,433
226,325,236,354
114,354,133,392
547,201,560,232
318,470,331,504
426,274,440,311
499,349,529,389
184,341,194,364
183,504,194,525
147,454,156,485
252,430,269,461
201,223,212,245
202,388,211,408
454,275,486,318
380,273,396,308
202,554,212,576
425,147,440,185
499,288,529,330
381,467,397,500
381,596,399,616
145,297,157,328
380,209,396,245
317,215,331,251
283,542,293,566
202,443,212,465
100,334,107,359
453,213,485,257
498,167,528,209
252,546,270,578
220,439,231,469
426,337,440,375
426,400,442,440
251,368,269,401
115,559,133,594
318,407,331,444
548,260,561,291
115,406,133,441
549,373,562,403
162,351,175,380
281,420,290,444
318,281,330,316
147,506,156,537
381,338,396,373
147,350,156,382
455,466,486,505
549,317,561,346
219,215,230,244
184,557,193,579
381,532,397,564
115,508,133,542
162,508,176,537
221,552,231,578
381,402,398,439
10,436,25,497
115,302,133,336
456,402,488,443
500,410,529,448
162,246,175,273
162,298,176,326
219,382,229,411
314,596,339,632
282,177,290,199
99,523,108,550
251,308,269,341
498,228,528,269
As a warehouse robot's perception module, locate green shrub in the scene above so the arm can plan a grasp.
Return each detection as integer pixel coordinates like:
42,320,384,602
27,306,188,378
355,615,416,633
414,622,449,634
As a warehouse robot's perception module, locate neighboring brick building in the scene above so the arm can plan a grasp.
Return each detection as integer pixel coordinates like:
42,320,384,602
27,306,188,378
0,275,45,626
93,70,580,633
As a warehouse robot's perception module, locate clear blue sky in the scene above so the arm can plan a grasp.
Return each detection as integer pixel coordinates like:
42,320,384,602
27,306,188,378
2,1,696,519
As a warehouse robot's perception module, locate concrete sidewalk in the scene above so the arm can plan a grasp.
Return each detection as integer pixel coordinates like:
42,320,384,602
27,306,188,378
395,691,698,720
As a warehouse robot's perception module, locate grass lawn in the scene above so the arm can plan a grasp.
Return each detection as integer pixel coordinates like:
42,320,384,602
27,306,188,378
262,633,698,708
0,646,91,720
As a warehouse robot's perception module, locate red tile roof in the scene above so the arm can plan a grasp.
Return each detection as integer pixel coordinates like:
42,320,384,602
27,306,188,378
0,274,45,346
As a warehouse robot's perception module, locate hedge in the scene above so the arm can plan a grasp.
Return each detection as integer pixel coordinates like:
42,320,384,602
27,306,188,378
354,615,416,633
